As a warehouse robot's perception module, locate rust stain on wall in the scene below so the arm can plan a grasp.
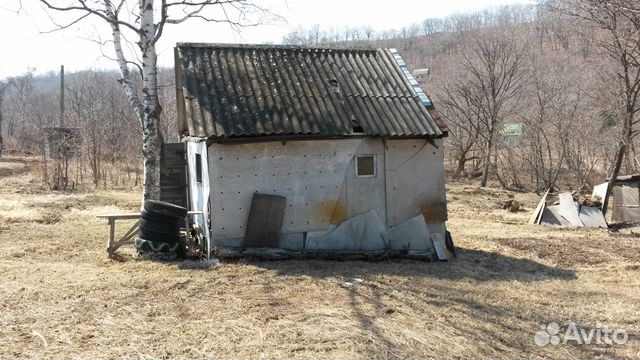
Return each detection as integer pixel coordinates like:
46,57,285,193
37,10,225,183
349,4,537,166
421,201,448,222
314,200,348,225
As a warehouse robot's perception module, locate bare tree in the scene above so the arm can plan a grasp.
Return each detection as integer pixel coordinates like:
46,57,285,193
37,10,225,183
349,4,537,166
363,26,375,41
11,71,35,153
460,29,530,187
439,73,484,178
67,72,106,185
548,0,640,214
35,0,275,200
422,18,443,35
0,80,12,157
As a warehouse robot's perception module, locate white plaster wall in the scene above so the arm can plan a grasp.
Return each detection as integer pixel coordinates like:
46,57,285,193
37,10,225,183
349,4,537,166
208,139,362,241
345,139,387,224
207,137,448,247
385,138,447,233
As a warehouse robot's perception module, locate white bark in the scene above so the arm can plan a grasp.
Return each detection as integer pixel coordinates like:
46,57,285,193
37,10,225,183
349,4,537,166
104,3,143,124
104,0,162,200
138,0,163,201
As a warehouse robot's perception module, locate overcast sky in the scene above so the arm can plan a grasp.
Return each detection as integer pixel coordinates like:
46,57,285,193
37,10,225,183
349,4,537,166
0,0,531,78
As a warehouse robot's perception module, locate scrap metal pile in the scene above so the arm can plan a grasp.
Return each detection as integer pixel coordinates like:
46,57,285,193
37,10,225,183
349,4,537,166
529,190,607,228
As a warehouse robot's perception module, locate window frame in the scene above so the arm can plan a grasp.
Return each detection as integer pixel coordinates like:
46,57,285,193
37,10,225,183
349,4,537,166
355,154,377,178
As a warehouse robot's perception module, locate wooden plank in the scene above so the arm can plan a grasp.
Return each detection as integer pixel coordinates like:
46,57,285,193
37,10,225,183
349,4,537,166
529,189,549,225
97,213,141,219
108,218,115,256
160,143,188,207
244,193,286,248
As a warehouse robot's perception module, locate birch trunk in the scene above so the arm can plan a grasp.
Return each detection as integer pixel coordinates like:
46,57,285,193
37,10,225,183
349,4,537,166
139,0,163,200
105,0,163,201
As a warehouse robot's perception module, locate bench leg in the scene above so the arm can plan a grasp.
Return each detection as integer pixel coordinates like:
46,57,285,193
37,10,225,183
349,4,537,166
108,218,115,258
111,220,140,253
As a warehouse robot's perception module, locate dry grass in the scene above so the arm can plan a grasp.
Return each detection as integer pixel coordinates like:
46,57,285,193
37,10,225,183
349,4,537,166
0,155,638,359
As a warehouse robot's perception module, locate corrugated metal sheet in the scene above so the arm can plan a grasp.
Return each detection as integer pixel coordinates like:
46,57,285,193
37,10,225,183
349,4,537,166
175,43,447,139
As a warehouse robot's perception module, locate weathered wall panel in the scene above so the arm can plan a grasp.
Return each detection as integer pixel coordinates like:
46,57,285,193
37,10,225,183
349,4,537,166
345,139,387,224
385,138,447,227
621,183,640,206
208,137,447,247
610,182,640,223
208,139,362,241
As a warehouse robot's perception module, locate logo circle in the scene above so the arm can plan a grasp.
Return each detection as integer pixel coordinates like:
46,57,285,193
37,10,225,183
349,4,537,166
534,331,550,346
612,330,628,345
547,322,560,335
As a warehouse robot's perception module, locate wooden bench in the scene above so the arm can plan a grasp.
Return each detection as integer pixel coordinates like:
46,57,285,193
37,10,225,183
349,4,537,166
96,213,141,258
97,211,208,259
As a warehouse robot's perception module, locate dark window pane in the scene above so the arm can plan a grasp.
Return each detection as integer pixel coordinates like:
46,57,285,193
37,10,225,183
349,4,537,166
195,154,202,183
357,156,375,177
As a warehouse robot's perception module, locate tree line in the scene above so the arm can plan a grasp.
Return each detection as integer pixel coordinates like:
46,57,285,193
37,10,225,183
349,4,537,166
2,1,639,200
0,68,177,190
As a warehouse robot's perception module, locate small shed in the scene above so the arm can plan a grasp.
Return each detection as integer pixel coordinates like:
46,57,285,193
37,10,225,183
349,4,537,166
173,43,449,254
593,175,640,223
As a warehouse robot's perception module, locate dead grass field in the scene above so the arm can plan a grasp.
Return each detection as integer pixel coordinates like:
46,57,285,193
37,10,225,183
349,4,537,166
0,155,638,359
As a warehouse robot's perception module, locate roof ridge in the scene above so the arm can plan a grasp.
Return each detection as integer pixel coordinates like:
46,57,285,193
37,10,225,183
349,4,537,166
176,42,379,53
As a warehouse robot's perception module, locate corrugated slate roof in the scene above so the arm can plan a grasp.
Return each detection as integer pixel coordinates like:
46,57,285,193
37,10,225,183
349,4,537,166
175,43,447,139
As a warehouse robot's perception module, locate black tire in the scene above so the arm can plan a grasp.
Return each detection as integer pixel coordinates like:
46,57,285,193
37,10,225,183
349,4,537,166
144,200,187,218
140,210,181,224
135,237,179,253
140,218,181,233
138,228,180,244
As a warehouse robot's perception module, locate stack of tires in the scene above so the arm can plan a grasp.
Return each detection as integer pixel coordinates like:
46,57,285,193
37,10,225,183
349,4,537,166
135,200,187,261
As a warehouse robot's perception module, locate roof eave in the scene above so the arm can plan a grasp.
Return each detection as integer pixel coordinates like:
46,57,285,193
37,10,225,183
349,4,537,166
206,133,446,145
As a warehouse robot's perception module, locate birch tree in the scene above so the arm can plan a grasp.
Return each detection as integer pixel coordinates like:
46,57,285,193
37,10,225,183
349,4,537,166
34,0,273,200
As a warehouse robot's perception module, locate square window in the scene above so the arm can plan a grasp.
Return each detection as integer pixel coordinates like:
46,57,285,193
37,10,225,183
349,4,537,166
356,155,376,177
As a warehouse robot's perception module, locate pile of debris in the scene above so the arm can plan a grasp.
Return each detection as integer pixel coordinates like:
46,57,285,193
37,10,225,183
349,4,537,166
503,199,521,212
529,190,607,228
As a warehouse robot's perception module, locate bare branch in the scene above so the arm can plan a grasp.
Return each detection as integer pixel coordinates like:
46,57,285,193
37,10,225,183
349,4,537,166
36,0,141,34
39,11,91,33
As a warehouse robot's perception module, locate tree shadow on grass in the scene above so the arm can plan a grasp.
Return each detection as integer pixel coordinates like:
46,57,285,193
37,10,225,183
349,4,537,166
242,247,582,358
249,247,576,282
246,248,588,358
